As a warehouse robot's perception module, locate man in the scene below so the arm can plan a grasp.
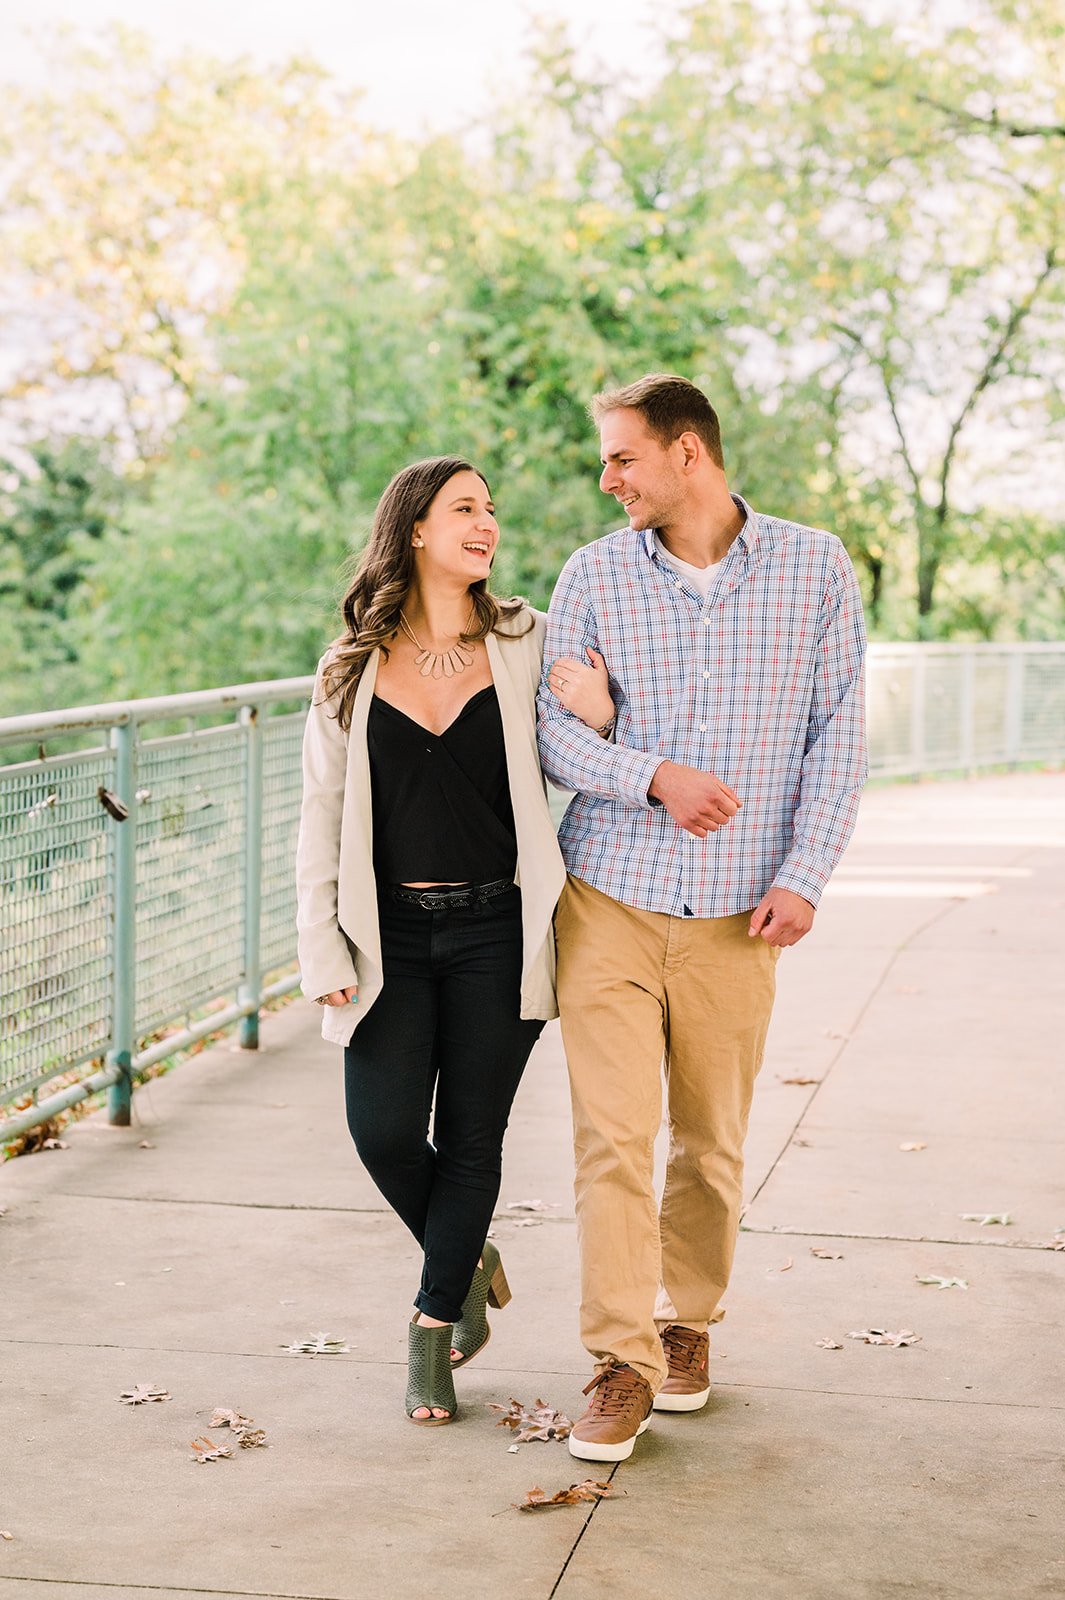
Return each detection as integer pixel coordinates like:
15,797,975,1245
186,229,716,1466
536,374,867,1463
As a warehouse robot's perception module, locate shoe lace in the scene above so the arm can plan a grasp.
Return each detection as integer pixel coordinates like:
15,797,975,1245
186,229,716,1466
582,1362,645,1416
662,1325,706,1375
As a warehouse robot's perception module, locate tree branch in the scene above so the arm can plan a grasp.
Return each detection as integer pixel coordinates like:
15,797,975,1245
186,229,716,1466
936,244,1059,520
915,94,1065,142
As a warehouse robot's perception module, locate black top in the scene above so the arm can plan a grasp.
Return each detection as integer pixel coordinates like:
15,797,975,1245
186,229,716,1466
368,685,517,884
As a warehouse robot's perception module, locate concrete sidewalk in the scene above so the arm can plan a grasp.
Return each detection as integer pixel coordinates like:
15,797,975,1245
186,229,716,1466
2,772,1063,1600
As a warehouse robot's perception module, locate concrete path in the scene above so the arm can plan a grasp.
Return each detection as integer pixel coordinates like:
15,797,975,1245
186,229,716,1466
2,772,1063,1600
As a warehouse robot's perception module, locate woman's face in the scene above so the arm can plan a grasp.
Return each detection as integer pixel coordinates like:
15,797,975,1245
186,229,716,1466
412,470,499,588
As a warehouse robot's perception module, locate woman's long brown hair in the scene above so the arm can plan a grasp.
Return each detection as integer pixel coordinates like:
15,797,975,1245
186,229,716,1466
320,455,530,730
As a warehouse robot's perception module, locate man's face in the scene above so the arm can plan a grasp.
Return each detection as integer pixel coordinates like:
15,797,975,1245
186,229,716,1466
598,408,684,532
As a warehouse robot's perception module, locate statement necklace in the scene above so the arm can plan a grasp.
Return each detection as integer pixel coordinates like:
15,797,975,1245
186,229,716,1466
399,610,477,679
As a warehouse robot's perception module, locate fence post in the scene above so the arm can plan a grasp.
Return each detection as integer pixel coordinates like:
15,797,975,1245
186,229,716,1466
959,649,976,772
1004,651,1025,765
106,720,136,1125
239,705,263,1049
909,652,927,778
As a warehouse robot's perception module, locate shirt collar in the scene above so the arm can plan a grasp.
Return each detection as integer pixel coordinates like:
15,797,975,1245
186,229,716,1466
640,493,757,561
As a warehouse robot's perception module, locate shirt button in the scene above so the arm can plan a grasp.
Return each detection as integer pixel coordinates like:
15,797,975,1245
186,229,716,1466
703,670,711,679
699,723,708,732
703,618,711,625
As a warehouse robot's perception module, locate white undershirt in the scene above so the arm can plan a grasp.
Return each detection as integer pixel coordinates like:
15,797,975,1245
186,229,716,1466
654,535,723,602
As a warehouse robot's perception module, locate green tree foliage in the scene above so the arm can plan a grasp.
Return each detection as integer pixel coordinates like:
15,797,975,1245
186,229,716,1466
0,3,1062,715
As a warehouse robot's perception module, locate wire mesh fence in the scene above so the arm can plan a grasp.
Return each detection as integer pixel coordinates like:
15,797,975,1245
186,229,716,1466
1,645,1063,1132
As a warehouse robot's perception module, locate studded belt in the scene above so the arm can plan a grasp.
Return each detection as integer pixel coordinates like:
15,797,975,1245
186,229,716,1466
389,877,515,911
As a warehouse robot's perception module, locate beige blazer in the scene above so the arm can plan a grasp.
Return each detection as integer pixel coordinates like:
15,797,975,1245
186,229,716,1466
295,607,567,1046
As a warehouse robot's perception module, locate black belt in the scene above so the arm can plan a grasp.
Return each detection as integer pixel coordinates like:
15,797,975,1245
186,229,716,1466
389,877,514,911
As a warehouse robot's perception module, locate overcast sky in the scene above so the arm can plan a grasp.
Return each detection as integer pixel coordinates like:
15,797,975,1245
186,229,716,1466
0,0,667,136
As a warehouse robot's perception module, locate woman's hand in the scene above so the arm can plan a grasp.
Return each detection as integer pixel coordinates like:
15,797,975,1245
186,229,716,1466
317,986,358,1006
548,647,615,734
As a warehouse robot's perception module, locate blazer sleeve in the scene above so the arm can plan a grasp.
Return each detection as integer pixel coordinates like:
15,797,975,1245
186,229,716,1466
295,657,360,1001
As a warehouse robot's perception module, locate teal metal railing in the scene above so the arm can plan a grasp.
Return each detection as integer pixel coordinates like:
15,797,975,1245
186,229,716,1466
0,678,313,1139
3,644,1064,1140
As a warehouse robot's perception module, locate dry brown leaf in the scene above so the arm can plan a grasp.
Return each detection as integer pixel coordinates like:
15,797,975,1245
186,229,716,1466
515,1479,624,1512
488,1397,572,1442
810,1247,844,1260
779,1076,820,1086
847,1328,922,1347
280,1333,349,1354
899,1141,928,1152
189,1435,232,1463
505,1199,560,1213
815,1338,843,1350
0,1531,13,1540
119,1385,171,1405
209,1408,268,1447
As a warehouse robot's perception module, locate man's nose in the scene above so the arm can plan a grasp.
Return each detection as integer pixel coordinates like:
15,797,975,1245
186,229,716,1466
599,465,617,494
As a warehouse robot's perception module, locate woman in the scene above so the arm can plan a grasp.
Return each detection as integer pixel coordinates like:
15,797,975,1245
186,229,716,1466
295,455,614,1425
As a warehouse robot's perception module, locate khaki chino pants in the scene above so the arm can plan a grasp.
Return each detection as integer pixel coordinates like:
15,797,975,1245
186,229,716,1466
555,874,779,1391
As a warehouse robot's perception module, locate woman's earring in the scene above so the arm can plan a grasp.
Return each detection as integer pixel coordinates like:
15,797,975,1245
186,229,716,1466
412,538,424,547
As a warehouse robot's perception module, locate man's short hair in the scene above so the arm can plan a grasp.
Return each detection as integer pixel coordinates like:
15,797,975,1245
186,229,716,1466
590,374,724,468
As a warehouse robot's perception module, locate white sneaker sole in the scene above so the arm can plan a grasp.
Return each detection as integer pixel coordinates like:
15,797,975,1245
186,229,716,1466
652,1385,711,1413
568,1415,651,1463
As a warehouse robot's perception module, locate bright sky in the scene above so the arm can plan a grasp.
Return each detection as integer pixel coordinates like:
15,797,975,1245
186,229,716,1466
0,0,667,136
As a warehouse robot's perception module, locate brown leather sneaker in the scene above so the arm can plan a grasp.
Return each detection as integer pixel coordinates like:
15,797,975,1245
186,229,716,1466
652,1324,711,1412
568,1361,653,1462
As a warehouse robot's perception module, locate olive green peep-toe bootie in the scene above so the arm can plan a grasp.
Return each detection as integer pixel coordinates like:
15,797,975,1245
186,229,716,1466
450,1241,512,1369
406,1319,458,1425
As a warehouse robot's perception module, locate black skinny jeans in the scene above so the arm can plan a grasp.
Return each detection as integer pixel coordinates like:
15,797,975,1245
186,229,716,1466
343,885,544,1323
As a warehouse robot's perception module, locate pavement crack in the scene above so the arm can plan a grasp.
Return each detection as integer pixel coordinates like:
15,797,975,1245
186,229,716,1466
548,1462,620,1599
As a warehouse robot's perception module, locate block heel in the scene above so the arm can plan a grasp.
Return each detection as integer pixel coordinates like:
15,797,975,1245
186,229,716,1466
451,1241,511,1367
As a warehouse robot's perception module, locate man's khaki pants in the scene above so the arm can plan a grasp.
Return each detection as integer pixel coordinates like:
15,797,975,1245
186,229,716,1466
555,874,779,1391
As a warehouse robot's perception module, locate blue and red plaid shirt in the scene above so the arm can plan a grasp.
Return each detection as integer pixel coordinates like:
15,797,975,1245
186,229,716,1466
536,497,868,916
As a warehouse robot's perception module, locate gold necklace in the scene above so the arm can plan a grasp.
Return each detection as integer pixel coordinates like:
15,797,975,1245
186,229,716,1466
399,610,476,679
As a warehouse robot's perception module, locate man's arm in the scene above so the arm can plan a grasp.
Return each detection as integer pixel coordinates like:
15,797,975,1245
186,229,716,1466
765,543,868,911
536,553,662,807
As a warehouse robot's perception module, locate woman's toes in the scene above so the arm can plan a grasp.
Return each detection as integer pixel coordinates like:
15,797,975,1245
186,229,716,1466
431,1408,451,1419
412,1406,431,1419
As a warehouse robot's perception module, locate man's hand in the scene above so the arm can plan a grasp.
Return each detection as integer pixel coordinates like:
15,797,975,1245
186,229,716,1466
317,986,358,1007
648,761,741,839
748,888,814,948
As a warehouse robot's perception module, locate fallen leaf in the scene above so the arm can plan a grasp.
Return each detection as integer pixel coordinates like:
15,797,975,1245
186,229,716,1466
0,1531,13,1540
505,1200,560,1213
847,1328,922,1347
1034,1236,1065,1251
961,1212,1013,1226
916,1275,968,1290
119,1385,171,1405
793,1138,813,1147
815,1338,843,1350
488,1398,572,1443
508,1444,520,1454
513,1218,543,1228
779,1257,794,1272
899,1141,927,1152
138,1140,156,1149
190,1435,232,1463
209,1408,269,1447
280,1333,350,1355
41,1138,69,1150
810,1247,844,1260
515,1479,625,1512
778,1075,820,1086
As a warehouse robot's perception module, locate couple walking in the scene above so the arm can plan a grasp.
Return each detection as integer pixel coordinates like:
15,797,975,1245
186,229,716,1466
296,373,868,1462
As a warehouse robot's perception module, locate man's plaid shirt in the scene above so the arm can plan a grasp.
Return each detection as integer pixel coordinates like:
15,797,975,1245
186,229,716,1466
535,497,868,916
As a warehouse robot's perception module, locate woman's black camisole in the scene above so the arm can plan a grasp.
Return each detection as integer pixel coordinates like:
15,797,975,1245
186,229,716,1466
368,685,517,884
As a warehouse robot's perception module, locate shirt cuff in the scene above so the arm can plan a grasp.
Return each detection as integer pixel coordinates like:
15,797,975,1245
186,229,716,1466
771,857,832,908
612,749,668,809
